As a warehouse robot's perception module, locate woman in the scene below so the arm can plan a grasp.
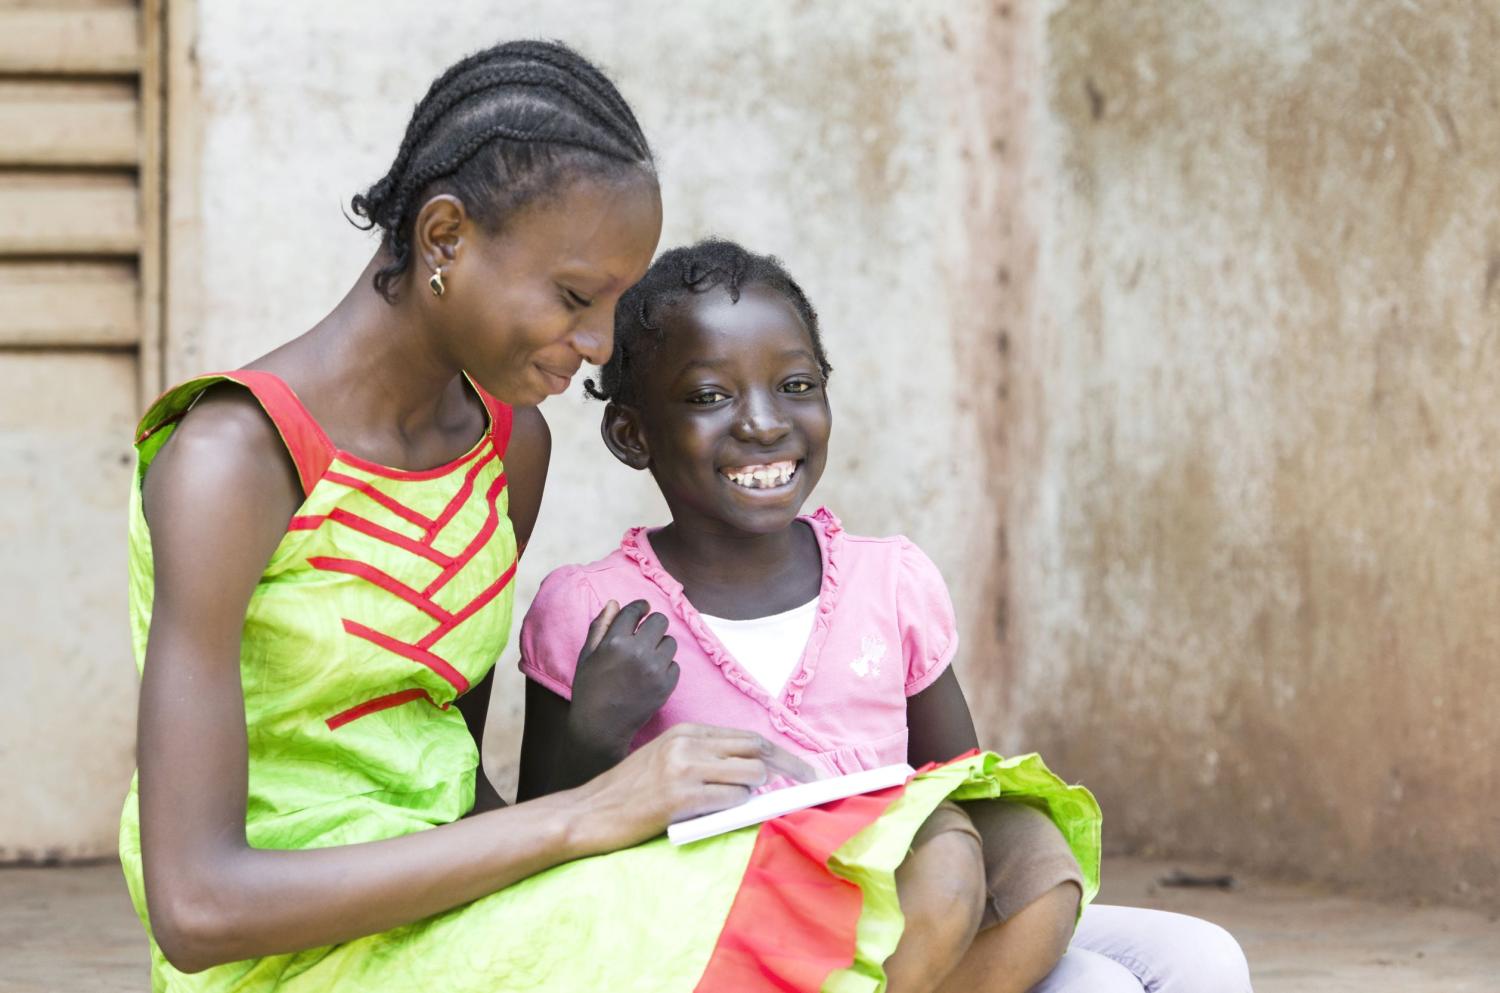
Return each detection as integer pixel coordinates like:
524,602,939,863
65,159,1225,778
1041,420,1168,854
122,39,1002,993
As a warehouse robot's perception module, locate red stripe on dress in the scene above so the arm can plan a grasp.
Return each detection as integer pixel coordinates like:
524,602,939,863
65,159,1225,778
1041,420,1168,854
334,435,489,482
425,447,498,543
417,559,517,650
469,381,514,457
225,370,337,494
287,515,326,531
342,620,470,693
692,785,908,993
327,509,453,565
325,687,443,730
421,472,508,597
324,470,437,531
308,557,454,623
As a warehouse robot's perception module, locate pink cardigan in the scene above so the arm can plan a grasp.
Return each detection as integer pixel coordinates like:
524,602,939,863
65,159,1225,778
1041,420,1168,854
518,508,958,778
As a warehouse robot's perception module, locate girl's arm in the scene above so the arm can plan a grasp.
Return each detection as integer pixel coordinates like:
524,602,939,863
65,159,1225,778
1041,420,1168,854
454,405,550,815
898,539,981,766
138,391,802,973
517,599,684,801
519,679,605,800
906,667,981,766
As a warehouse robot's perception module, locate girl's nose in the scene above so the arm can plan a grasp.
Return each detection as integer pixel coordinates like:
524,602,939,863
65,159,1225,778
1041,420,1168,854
732,392,791,445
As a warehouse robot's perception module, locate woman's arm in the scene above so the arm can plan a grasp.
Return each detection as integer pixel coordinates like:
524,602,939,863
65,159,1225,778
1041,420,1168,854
454,670,506,814
502,405,550,559
454,405,551,815
906,666,981,767
137,391,804,973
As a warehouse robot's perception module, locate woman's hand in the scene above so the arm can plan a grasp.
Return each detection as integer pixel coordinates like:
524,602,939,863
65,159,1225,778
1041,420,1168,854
568,599,682,753
562,724,818,854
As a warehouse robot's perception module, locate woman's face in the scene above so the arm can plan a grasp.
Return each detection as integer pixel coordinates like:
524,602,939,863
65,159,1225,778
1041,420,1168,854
439,170,662,405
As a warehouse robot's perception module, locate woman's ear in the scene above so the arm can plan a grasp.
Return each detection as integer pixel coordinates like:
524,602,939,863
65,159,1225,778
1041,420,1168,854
601,402,651,470
412,193,467,274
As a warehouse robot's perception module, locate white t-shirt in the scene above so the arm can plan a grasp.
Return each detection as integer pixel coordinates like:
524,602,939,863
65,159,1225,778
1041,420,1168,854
700,598,819,696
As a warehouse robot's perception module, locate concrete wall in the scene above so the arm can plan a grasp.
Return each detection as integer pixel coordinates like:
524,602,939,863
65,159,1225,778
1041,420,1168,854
172,1,1008,801
14,0,1494,912
0,356,140,862
1001,0,1500,908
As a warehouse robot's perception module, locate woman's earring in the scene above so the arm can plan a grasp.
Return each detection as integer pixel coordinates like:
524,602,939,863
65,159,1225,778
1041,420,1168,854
429,265,446,298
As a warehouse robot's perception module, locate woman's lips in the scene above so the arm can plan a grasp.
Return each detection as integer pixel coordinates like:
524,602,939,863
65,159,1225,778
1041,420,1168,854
535,364,573,395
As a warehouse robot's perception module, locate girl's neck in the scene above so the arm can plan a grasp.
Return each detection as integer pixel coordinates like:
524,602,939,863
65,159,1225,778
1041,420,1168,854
649,517,822,620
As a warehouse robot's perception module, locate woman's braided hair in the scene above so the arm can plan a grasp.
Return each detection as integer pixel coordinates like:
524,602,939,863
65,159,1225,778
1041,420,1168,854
585,238,832,406
351,40,654,301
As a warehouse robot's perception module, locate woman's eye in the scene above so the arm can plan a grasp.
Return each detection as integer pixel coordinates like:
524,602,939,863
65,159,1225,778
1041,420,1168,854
781,379,817,394
687,390,729,405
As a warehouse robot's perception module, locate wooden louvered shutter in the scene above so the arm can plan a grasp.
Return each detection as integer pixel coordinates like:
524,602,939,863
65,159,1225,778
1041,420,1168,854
0,0,162,860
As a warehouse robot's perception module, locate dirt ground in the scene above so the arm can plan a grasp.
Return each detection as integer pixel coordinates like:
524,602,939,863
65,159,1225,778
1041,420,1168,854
1,856,1496,991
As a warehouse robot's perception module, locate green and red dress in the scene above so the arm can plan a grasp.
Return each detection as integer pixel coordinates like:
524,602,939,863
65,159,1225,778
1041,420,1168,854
119,371,1100,993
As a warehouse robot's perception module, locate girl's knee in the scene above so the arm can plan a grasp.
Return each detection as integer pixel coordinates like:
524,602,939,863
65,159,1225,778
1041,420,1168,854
901,825,987,939
888,812,987,989
1177,918,1252,992
1028,949,1144,993
1070,905,1251,993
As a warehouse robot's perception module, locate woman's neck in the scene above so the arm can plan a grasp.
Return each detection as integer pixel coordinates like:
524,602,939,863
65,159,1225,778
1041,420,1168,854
650,518,822,620
308,257,466,431
253,254,483,466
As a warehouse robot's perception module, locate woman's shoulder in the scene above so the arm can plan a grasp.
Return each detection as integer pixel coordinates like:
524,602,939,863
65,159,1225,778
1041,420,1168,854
137,382,306,592
143,380,303,498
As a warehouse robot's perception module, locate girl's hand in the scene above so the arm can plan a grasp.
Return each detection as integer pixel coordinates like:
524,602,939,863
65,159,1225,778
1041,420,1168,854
568,599,682,752
565,724,818,853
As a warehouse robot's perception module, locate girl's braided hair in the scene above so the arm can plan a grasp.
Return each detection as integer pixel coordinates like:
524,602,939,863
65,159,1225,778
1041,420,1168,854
585,238,832,406
350,40,654,301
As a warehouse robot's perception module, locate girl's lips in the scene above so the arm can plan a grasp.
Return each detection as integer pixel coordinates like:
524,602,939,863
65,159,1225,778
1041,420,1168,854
720,459,802,490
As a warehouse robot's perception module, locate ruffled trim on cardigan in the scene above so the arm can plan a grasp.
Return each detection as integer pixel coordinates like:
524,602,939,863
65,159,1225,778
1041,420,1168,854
618,508,846,756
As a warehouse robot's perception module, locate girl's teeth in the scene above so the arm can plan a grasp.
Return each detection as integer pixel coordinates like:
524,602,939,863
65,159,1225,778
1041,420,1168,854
725,463,797,489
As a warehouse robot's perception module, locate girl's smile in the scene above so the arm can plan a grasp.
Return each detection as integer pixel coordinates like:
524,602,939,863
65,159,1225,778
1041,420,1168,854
721,460,800,490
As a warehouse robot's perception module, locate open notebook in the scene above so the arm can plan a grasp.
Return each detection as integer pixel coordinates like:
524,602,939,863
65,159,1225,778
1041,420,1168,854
667,762,915,845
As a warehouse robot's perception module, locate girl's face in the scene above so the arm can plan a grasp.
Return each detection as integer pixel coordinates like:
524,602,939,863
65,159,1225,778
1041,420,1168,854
612,284,832,536
437,171,663,405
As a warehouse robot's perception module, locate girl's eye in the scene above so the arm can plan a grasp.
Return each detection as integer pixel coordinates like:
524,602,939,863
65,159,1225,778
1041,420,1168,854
781,379,818,394
687,390,729,405
560,288,592,310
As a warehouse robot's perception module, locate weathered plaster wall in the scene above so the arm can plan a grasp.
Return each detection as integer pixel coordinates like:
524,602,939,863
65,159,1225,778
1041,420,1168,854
0,356,139,861
175,2,1008,800
1003,0,1500,907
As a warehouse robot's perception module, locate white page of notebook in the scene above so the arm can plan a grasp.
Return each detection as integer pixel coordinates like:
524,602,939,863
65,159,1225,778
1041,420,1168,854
667,762,915,846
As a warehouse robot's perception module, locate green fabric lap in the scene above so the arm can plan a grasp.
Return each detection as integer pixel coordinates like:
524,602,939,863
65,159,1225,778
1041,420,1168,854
822,752,1102,993
128,751,1095,992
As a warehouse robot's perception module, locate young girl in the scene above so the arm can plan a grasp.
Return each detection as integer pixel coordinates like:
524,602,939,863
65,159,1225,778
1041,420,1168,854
517,239,1253,993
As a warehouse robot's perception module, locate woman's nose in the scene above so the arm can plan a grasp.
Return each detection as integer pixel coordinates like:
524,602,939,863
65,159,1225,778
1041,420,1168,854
570,314,614,367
